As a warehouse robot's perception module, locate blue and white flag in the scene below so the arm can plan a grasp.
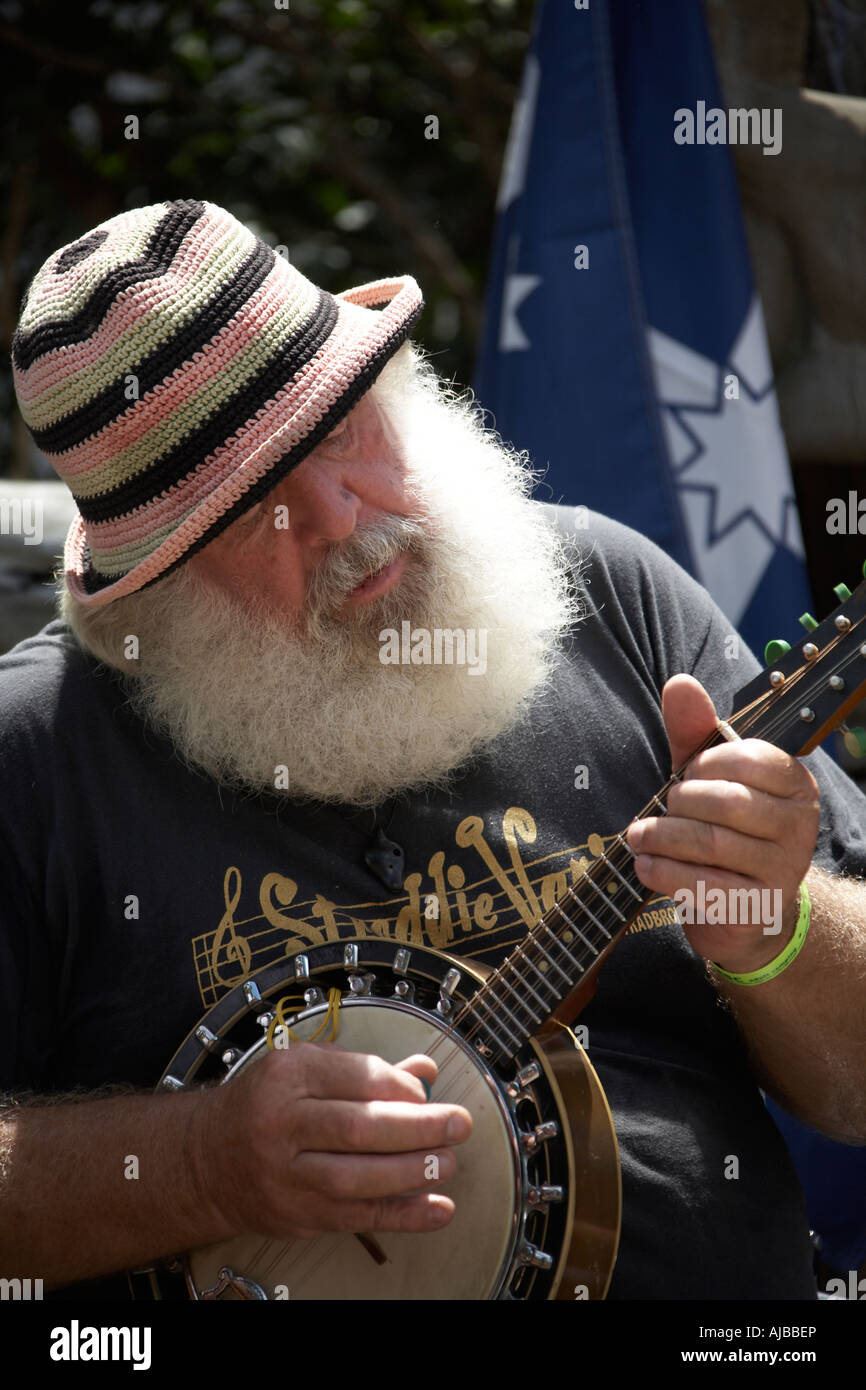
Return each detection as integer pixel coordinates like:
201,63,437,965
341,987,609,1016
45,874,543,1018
474,0,811,658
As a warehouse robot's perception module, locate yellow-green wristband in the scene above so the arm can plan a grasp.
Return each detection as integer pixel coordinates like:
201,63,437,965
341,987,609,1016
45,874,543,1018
712,881,811,987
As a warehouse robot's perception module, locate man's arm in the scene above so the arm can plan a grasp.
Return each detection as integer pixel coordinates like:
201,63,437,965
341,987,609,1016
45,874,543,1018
0,1047,470,1287
0,1086,232,1286
710,865,866,1144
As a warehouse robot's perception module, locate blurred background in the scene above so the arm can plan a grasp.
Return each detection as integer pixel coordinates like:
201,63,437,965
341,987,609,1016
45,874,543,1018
1,0,865,1287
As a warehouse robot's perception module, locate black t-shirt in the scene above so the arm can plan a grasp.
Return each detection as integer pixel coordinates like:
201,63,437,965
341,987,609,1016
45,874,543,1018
2,509,865,1299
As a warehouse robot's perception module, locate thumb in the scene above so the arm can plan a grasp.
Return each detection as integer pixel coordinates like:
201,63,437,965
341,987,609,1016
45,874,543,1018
394,1052,438,1100
662,674,719,773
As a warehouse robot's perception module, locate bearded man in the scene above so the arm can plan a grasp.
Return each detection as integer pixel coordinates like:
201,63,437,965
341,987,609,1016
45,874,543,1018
1,200,865,1303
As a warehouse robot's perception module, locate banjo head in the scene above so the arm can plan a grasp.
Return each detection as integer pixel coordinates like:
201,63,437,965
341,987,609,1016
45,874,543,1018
158,939,589,1301
193,1002,518,1300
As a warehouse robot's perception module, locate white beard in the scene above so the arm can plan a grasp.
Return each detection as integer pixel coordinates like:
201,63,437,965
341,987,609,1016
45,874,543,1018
61,346,583,807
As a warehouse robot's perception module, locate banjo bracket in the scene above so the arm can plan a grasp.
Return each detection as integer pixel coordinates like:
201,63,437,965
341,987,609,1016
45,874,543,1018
199,1266,269,1301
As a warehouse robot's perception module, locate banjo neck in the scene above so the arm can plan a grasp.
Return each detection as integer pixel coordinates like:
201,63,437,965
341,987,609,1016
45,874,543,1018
460,773,676,1064
460,569,866,1064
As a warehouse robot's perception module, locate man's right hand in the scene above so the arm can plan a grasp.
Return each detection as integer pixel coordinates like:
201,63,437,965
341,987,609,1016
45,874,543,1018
197,1044,473,1240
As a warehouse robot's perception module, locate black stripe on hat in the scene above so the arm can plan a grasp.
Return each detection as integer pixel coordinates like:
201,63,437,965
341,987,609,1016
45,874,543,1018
77,288,340,523
79,302,423,594
11,201,206,371
30,239,277,456
55,229,110,273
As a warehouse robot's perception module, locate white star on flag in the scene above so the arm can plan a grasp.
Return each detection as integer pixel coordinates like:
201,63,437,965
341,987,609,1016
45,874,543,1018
647,296,804,626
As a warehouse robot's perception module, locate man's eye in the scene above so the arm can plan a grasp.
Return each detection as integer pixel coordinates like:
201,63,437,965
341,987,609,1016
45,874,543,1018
239,500,267,528
325,417,351,446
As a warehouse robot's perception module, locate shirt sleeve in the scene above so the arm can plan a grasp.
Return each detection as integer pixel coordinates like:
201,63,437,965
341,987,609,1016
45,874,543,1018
0,626,71,1092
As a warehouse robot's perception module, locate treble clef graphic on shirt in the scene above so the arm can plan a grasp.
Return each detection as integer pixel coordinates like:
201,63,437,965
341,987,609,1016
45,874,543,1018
210,866,252,987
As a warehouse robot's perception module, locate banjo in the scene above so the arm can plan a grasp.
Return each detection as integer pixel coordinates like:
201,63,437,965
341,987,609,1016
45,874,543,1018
144,571,866,1301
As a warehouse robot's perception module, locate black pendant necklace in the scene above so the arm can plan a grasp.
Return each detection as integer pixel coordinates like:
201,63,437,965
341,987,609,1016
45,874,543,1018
364,825,406,891
332,796,406,891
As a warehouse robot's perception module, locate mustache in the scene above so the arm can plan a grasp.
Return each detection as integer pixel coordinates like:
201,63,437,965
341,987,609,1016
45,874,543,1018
304,514,429,626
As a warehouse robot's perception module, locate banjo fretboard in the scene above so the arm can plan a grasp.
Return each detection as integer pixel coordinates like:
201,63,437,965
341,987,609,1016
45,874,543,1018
460,770,684,1062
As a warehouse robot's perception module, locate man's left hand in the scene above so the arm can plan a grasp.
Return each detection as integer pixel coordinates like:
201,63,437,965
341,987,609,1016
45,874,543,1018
624,674,820,974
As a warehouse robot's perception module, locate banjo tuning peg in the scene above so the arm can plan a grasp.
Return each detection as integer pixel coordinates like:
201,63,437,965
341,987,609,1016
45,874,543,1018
763,638,790,664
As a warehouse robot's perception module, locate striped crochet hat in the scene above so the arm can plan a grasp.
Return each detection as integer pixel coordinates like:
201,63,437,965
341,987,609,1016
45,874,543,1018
11,199,424,607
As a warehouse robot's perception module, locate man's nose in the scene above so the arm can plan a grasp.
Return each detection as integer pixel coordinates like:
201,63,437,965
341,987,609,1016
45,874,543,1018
280,457,362,546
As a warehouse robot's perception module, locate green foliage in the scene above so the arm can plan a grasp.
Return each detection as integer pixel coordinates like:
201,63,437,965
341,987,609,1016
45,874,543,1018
0,0,536,474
